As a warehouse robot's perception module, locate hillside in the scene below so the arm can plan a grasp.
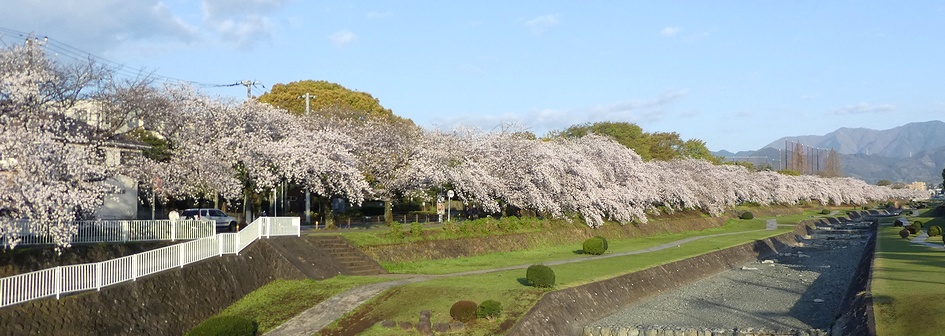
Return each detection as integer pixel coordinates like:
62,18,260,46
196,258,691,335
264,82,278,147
761,120,945,158
716,120,945,186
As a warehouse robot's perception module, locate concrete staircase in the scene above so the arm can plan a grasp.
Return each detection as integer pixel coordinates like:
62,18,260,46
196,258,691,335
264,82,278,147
309,235,387,276
263,235,386,279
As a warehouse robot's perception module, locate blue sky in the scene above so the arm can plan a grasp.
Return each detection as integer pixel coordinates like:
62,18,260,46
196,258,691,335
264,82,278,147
2,1,944,152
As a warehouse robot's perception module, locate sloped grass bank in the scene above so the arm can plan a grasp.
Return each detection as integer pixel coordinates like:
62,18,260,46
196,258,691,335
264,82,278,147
873,222,945,335
197,207,826,335
323,218,806,335
189,276,389,334
352,205,818,265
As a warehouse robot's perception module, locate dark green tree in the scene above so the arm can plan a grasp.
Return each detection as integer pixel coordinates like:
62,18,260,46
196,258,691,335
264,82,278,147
548,121,717,162
258,80,410,124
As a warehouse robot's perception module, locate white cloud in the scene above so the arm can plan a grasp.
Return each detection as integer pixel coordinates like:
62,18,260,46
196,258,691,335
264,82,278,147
329,30,357,47
430,90,688,135
525,15,560,34
0,0,292,54
201,0,291,49
660,26,683,37
832,103,896,115
0,0,199,55
202,0,292,21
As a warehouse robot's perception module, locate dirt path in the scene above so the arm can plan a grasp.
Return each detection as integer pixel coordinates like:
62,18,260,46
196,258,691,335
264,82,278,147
264,229,773,335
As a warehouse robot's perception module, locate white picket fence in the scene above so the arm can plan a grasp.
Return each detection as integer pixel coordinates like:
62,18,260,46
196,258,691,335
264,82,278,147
2,219,216,249
0,216,300,308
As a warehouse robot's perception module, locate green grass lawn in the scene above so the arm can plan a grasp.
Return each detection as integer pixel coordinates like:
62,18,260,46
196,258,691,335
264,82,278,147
188,276,389,334
199,209,822,335
872,225,945,336
329,218,798,335
382,218,791,274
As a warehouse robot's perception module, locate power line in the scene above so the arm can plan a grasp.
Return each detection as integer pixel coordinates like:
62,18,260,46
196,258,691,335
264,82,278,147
0,27,243,89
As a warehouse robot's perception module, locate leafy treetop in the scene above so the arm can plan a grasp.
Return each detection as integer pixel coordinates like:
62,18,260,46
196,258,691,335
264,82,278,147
258,80,412,125
548,121,720,163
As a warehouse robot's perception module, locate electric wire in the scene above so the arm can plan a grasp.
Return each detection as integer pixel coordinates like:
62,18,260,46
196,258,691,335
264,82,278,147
0,27,243,89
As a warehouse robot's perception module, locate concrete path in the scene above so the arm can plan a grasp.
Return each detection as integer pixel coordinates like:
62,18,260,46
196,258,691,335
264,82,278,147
909,231,944,250
264,229,775,335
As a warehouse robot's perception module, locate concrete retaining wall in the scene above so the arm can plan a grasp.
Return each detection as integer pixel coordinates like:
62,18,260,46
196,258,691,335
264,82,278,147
506,226,808,336
581,325,828,336
830,220,878,336
0,238,306,336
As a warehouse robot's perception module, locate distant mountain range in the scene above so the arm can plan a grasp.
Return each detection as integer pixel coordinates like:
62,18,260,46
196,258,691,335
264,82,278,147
714,120,945,188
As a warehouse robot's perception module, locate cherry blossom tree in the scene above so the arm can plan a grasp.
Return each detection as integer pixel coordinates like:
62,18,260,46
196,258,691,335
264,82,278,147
417,126,925,228
131,86,371,221
0,39,123,248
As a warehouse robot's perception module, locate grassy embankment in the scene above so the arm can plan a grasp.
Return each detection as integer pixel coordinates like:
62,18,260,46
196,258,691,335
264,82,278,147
197,207,833,335
872,207,945,336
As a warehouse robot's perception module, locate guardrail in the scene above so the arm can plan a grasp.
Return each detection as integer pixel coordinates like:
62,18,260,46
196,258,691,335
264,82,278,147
2,219,216,249
0,217,300,308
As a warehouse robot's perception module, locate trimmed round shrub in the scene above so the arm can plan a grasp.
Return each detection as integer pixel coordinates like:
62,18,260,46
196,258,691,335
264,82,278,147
186,316,256,336
450,300,478,323
821,209,830,215
476,299,502,319
740,211,754,220
909,223,922,234
900,229,911,238
928,225,942,237
582,236,607,255
526,264,556,288
894,218,907,227
596,235,609,250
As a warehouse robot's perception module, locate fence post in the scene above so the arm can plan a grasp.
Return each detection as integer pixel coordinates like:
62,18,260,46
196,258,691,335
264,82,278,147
132,254,138,281
218,235,223,256
55,266,62,299
266,218,271,239
179,243,185,268
95,262,102,291
171,220,177,242
235,232,241,256
122,220,130,242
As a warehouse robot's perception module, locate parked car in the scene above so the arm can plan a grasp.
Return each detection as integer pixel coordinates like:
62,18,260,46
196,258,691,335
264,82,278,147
181,208,238,232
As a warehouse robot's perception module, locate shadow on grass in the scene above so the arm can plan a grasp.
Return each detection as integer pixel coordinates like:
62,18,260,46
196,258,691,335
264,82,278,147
573,249,585,255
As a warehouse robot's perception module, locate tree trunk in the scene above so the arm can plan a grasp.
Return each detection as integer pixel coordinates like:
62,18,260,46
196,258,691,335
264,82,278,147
384,199,393,224
320,199,335,228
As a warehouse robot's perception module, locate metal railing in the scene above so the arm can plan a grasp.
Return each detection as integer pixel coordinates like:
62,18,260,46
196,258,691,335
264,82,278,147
2,219,216,248
0,217,300,308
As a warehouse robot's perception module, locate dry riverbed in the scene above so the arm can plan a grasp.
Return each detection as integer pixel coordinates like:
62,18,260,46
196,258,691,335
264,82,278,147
590,235,865,332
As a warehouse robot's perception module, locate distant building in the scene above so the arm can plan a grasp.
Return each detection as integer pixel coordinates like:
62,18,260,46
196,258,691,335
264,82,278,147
906,181,927,192
66,100,148,219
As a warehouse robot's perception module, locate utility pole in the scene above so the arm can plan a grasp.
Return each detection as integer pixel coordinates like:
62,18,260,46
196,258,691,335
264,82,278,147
239,80,259,226
240,80,259,100
301,93,314,226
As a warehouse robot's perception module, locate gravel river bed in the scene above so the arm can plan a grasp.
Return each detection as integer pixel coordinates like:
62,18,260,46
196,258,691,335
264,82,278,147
590,234,866,332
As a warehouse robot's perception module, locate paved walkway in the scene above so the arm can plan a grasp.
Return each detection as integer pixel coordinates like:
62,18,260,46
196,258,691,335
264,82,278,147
265,229,776,335
910,231,944,250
